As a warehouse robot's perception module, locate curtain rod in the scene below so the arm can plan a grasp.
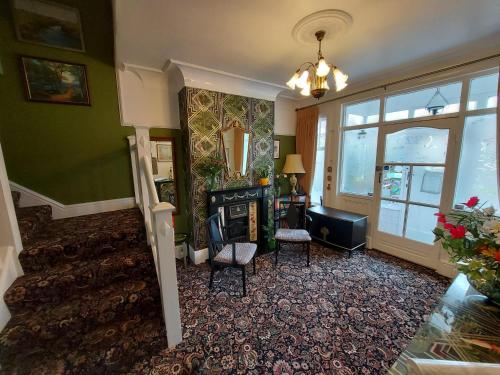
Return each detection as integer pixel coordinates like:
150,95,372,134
295,52,500,111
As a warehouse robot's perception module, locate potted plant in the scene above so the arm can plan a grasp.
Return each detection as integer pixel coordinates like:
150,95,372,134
255,166,270,186
433,196,500,305
273,173,287,196
197,155,225,191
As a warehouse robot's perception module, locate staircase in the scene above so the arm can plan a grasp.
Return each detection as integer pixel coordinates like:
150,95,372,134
0,192,168,374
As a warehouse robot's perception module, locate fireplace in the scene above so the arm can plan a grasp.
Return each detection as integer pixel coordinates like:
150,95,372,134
206,185,273,251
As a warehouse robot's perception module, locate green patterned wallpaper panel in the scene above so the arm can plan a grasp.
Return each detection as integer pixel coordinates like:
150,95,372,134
179,87,274,250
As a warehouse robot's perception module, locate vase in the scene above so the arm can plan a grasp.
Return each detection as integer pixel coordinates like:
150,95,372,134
259,177,269,186
467,274,500,306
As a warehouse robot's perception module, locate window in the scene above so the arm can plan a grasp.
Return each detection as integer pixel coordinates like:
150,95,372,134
467,73,499,110
343,99,380,126
454,114,498,210
340,127,378,196
384,82,462,121
311,118,327,205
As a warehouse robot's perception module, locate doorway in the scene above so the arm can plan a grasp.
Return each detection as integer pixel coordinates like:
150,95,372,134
372,118,458,267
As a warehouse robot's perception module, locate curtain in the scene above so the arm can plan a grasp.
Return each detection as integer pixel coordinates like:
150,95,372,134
296,106,319,202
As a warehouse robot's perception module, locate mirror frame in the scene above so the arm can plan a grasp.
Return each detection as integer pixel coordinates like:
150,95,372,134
221,124,252,179
150,136,179,215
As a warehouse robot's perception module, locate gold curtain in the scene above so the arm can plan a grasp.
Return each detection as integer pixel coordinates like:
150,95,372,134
296,106,319,201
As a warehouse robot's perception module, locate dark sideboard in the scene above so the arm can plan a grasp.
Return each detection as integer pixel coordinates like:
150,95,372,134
306,206,368,257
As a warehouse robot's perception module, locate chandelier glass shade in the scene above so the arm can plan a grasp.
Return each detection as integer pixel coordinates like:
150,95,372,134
286,30,348,99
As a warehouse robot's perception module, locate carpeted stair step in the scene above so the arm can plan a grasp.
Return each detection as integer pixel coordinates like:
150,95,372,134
15,205,52,244
11,190,20,208
18,208,145,273
1,315,167,375
4,247,155,313
0,277,162,363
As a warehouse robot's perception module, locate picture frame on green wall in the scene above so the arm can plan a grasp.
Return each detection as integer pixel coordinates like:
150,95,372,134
274,140,280,159
21,56,90,106
11,0,85,52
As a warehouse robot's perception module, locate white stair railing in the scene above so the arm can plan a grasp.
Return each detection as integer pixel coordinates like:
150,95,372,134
128,129,182,348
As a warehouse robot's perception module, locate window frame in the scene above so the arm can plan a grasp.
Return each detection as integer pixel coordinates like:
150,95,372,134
337,67,499,205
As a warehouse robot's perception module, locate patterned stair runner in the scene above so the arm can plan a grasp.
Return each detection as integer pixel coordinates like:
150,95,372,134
1,197,166,374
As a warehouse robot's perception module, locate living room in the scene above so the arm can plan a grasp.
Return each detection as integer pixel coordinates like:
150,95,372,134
0,0,499,374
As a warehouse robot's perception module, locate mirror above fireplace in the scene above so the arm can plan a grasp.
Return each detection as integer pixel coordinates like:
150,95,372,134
221,125,250,178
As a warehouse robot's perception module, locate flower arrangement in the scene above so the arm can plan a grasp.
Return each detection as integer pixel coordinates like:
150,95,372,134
197,155,225,190
433,196,500,304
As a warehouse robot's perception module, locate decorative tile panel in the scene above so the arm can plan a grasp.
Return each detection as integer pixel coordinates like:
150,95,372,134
179,88,275,250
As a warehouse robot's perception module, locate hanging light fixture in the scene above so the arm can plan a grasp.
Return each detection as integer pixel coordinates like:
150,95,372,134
425,88,449,115
286,30,348,99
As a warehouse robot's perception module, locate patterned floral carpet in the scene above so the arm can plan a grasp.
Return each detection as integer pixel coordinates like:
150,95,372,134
130,244,450,375
2,194,449,374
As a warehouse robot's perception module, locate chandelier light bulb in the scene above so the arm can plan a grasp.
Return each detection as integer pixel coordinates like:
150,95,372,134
300,82,311,96
296,70,309,89
316,58,330,77
286,71,300,89
333,68,348,91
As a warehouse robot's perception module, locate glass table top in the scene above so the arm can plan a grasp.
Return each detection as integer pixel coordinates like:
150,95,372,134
388,273,500,374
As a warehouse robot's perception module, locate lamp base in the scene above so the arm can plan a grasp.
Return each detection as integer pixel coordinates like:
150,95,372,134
289,173,298,195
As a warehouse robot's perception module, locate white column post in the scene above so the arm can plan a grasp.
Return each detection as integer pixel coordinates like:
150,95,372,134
152,202,182,348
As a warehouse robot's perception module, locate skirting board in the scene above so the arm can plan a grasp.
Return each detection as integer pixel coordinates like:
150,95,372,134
189,245,208,265
9,181,136,219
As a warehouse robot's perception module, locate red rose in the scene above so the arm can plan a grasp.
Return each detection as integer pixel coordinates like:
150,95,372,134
434,212,446,223
496,250,500,263
444,223,454,231
465,196,479,208
450,225,466,239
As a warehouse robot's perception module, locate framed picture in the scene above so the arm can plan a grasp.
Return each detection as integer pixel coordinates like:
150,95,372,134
11,0,85,52
21,56,90,105
273,140,280,159
157,143,173,162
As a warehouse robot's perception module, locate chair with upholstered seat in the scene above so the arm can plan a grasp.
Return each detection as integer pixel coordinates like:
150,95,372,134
275,201,312,267
206,212,257,296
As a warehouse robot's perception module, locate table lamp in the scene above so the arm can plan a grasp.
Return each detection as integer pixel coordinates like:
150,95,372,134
282,154,305,195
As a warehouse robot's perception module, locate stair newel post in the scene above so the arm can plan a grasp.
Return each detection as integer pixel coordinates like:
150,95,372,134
152,203,182,348
135,127,152,245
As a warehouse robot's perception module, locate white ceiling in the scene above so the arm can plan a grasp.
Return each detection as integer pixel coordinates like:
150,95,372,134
114,0,500,89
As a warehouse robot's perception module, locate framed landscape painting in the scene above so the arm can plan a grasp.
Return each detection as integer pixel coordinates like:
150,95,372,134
21,56,90,105
11,0,85,52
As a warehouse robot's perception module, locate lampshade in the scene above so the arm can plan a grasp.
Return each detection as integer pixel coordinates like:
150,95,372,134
282,154,306,174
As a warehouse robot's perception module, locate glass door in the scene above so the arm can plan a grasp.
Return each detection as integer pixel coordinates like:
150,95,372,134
372,119,457,264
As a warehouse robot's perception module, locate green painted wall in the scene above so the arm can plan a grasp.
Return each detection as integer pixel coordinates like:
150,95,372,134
0,0,134,204
149,128,188,234
274,135,296,195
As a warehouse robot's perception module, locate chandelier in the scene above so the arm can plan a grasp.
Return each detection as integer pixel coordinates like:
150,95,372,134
286,30,348,99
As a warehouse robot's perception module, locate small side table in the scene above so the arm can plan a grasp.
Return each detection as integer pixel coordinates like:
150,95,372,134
174,232,189,267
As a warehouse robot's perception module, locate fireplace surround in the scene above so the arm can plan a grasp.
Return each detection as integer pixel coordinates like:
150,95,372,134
207,185,273,252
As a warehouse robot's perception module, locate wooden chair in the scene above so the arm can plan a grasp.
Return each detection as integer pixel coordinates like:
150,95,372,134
275,201,312,267
205,212,257,297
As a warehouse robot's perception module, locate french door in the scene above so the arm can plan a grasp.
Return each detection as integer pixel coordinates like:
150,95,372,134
372,118,458,267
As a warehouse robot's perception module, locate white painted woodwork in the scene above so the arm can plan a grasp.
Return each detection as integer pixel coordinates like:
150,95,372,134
9,181,136,219
0,143,23,330
320,62,499,277
140,153,182,347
